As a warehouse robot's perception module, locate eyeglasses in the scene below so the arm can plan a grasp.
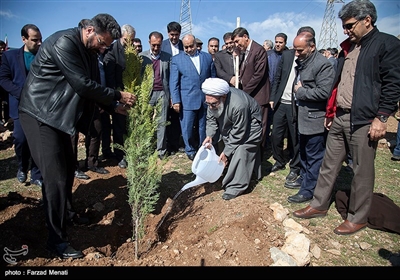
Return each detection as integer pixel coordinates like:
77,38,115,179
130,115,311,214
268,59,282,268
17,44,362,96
342,20,360,30
95,33,110,49
205,98,221,108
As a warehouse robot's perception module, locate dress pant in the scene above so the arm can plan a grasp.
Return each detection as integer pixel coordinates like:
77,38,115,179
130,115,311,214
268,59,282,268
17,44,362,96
166,107,182,152
297,132,326,198
85,107,102,168
13,117,42,181
20,111,74,246
112,112,127,162
180,107,206,156
271,103,300,173
100,109,126,161
100,111,112,156
149,90,169,156
310,109,376,224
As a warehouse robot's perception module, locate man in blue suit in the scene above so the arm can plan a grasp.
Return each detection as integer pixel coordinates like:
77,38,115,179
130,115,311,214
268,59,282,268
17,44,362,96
170,34,216,160
0,24,43,187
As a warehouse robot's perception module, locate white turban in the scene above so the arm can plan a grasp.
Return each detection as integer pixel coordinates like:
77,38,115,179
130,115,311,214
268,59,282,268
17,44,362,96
201,78,229,96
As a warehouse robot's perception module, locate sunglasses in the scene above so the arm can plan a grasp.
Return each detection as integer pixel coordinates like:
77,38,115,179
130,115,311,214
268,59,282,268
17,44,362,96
342,20,360,30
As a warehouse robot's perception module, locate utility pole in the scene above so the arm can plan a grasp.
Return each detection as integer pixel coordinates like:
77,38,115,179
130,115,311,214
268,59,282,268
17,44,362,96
180,0,193,37
319,0,344,49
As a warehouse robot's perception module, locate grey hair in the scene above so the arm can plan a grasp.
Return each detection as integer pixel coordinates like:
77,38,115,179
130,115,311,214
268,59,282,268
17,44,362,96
121,24,136,37
338,0,377,25
264,39,274,49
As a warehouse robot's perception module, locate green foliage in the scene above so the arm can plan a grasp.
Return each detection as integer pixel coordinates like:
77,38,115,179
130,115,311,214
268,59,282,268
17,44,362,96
120,43,164,259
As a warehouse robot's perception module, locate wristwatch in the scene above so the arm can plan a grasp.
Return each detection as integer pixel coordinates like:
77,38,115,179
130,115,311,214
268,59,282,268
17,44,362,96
377,115,388,123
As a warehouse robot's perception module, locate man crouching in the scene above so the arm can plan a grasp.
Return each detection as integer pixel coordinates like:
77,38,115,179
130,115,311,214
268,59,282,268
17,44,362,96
201,78,263,200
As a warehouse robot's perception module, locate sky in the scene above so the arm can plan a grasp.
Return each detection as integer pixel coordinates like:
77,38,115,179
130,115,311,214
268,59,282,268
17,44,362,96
0,0,399,50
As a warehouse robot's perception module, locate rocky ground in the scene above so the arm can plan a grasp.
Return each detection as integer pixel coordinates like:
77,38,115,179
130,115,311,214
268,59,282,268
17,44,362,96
0,117,399,277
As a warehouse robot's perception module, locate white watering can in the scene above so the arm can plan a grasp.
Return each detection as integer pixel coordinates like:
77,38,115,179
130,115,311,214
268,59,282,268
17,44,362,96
180,144,225,192
156,144,225,231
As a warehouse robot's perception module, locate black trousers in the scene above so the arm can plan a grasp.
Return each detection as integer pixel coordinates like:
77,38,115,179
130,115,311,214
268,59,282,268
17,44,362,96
271,103,300,173
20,111,74,246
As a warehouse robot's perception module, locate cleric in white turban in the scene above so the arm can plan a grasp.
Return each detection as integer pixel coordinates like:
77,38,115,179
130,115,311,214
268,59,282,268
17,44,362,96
202,77,263,201
201,77,230,96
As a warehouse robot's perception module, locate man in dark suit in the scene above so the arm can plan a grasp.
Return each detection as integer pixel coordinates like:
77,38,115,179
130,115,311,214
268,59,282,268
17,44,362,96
287,32,334,203
170,34,216,160
161,21,184,155
103,24,136,168
140,31,172,159
0,24,43,187
268,47,302,184
232,27,270,150
214,32,241,87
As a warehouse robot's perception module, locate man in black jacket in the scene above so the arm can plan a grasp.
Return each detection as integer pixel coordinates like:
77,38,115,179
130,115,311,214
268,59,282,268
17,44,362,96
18,14,136,259
293,0,400,235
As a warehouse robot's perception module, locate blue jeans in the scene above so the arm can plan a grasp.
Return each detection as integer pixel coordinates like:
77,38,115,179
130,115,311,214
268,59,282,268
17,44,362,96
394,121,400,157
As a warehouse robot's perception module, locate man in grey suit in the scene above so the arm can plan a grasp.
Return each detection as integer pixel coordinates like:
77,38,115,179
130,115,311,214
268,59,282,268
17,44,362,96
170,34,216,160
140,31,172,159
287,32,334,203
161,21,184,155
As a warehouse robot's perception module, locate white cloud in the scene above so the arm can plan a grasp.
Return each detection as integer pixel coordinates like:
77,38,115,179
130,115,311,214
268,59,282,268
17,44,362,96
0,10,17,19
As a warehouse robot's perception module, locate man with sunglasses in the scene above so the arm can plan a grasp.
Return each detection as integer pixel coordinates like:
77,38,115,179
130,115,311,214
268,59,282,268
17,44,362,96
201,78,263,201
293,0,400,235
18,14,136,259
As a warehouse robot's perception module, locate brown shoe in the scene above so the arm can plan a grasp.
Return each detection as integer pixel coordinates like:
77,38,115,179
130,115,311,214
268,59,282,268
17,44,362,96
333,220,367,235
293,205,327,219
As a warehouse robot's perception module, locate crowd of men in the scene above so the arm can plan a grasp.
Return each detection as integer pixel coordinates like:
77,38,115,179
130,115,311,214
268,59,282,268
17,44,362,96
0,0,399,260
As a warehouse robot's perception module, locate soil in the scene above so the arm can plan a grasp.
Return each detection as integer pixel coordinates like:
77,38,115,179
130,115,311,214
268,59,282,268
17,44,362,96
0,117,399,275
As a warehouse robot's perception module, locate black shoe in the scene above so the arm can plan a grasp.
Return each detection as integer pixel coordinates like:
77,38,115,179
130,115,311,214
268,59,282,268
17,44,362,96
47,242,83,259
118,158,127,168
284,176,302,189
178,147,186,153
391,155,400,161
17,170,27,183
267,163,285,173
187,154,195,161
222,193,237,200
102,151,116,160
74,170,90,180
88,166,110,174
286,171,299,182
68,213,90,226
287,193,312,203
30,179,43,188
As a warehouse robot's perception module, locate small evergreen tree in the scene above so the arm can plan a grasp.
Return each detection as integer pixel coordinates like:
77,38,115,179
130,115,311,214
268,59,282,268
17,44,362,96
117,43,163,259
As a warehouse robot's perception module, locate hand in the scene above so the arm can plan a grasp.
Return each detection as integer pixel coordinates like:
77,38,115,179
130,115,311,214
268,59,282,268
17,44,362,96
219,152,228,167
368,117,387,141
294,80,302,93
114,103,129,116
120,91,136,107
172,103,180,113
269,101,274,110
202,136,213,148
324,117,333,130
229,76,237,86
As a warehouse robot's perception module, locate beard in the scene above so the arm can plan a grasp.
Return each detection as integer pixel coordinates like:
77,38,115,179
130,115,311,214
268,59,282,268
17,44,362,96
209,100,225,119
